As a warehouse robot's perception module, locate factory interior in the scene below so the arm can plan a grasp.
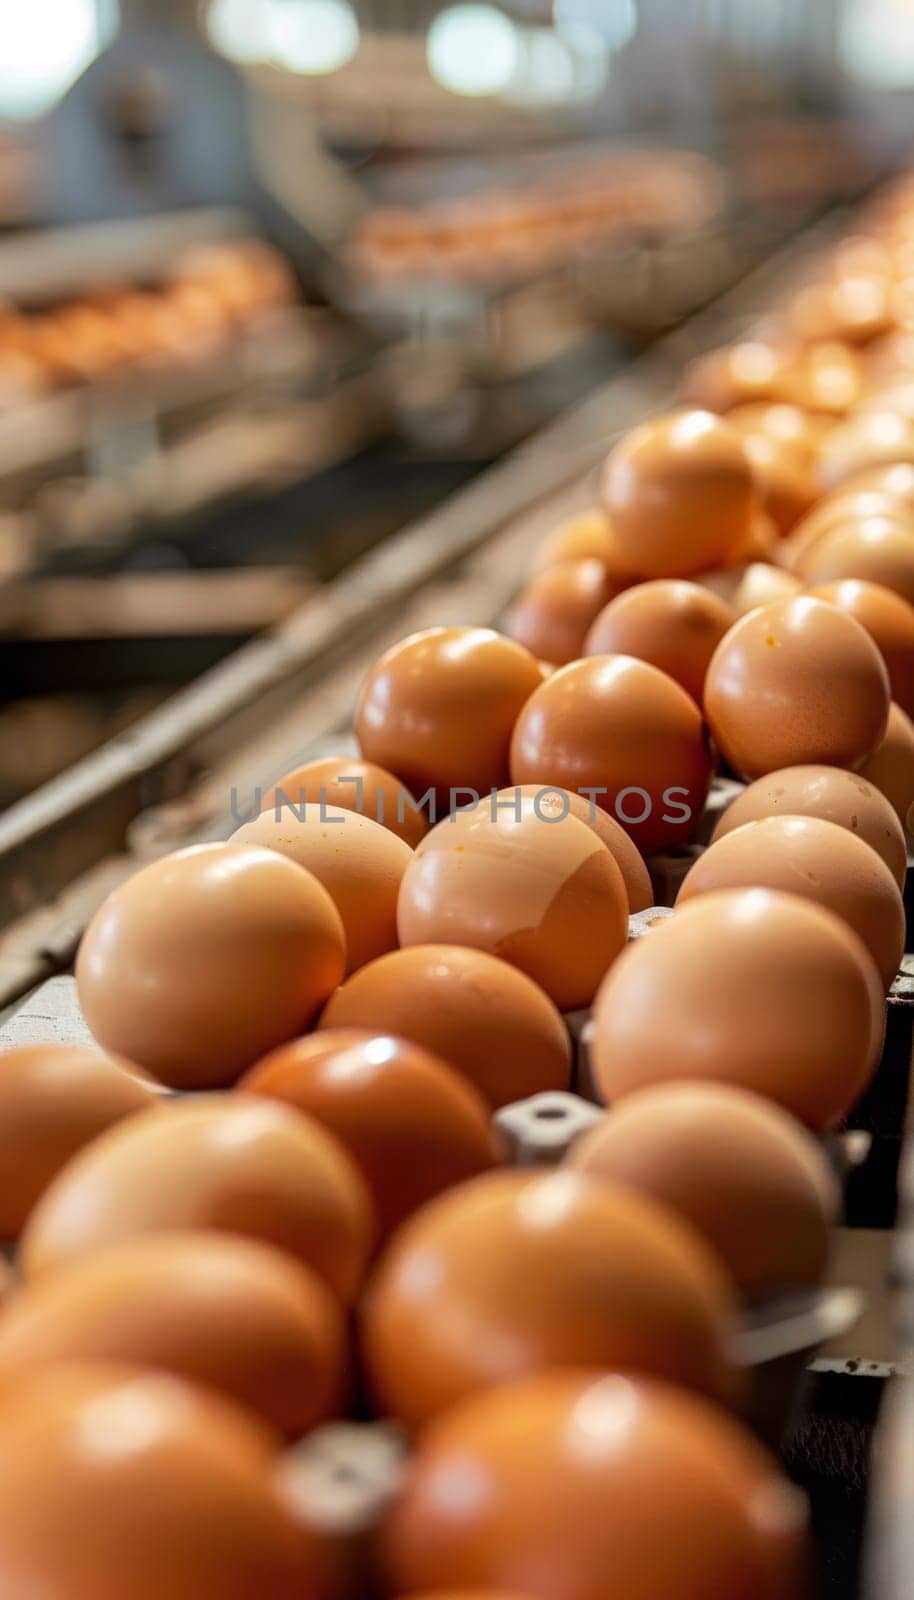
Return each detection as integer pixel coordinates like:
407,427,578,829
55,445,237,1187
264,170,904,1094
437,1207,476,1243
1,2,914,1597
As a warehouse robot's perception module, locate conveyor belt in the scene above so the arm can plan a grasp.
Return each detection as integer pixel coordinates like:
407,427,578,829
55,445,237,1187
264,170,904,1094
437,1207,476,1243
0,204,856,1007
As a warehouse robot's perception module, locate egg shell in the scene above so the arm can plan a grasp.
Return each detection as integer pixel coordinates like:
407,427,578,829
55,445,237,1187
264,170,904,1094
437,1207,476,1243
319,946,570,1109
240,1031,502,1239
532,508,642,584
505,560,620,665
809,578,914,716
0,1232,348,1438
591,888,884,1129
711,763,907,889
76,843,347,1089
726,507,780,565
727,401,831,466
355,628,542,810
584,580,735,703
600,411,758,577
0,1044,162,1239
859,701,914,823
397,799,628,1011
817,410,914,491
234,807,412,976
0,1365,333,1600
859,381,914,423
502,785,652,912
704,596,890,779
362,1169,738,1428
700,562,803,616
742,432,817,535
381,1371,809,1600
678,813,904,990
789,339,864,414
780,492,914,576
391,1593,530,1600
681,342,792,413
261,756,429,849
801,515,914,604
509,655,712,853
19,1095,375,1302
838,459,914,509
569,1083,838,1295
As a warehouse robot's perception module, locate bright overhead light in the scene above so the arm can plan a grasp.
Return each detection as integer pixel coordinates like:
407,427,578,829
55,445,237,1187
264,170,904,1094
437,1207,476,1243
553,0,637,55
507,28,575,107
206,0,271,64
427,4,520,97
0,0,114,119
269,0,360,75
839,0,914,86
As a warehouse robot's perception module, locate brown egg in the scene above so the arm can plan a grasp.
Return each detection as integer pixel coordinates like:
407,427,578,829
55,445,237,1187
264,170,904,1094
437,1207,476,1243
76,844,346,1090
0,1045,162,1240
727,402,830,466
704,596,890,779
727,507,780,565
0,1232,347,1437
681,342,792,413
363,1169,737,1427
741,432,817,535
584,580,735,703
261,756,429,849
818,411,914,491
570,1083,837,1295
319,946,570,1108
838,459,914,509
381,1372,809,1600
801,273,893,347
20,1095,374,1301
600,411,757,577
391,1593,530,1600
531,508,641,585
591,888,883,1128
802,516,914,604
505,560,619,665
791,341,864,415
711,764,907,888
510,656,711,853
240,1032,501,1238
233,808,411,976
355,628,543,809
859,701,914,823
809,579,914,715
780,490,914,576
701,562,803,615
677,815,904,989
397,799,628,1010
0,1365,331,1600
859,381,914,423
503,785,652,912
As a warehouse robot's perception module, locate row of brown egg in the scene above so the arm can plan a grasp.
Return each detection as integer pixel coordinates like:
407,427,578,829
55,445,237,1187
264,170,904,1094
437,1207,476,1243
348,154,718,286
0,238,296,404
7,177,914,1600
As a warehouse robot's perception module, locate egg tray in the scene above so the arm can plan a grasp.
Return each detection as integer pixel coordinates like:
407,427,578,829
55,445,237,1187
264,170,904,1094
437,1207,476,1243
0,968,877,1446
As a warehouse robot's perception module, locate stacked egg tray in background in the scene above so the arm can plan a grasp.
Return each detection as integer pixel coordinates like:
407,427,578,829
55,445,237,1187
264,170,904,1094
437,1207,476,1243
2,175,914,1600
